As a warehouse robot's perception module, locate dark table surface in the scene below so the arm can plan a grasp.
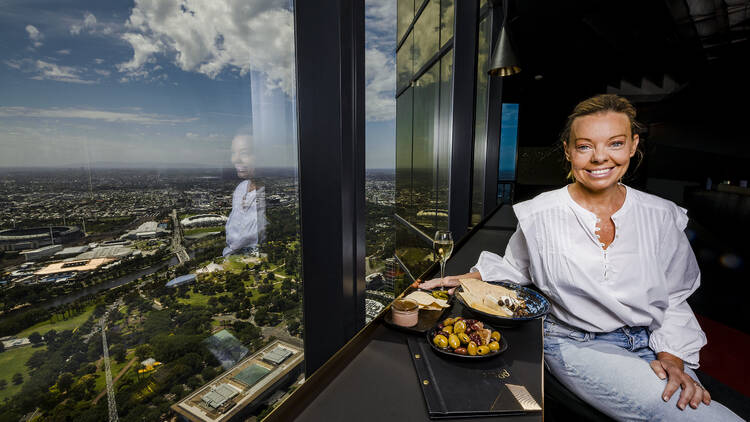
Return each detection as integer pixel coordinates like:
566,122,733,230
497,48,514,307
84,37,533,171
284,205,544,421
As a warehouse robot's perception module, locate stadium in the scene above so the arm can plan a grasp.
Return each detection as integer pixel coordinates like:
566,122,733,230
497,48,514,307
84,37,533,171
180,214,228,228
0,226,84,252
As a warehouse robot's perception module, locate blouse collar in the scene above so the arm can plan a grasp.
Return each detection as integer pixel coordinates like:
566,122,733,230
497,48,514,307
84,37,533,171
563,184,632,223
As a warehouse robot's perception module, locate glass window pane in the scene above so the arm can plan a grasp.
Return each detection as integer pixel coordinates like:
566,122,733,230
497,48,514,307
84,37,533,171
396,89,414,222
436,51,453,231
413,0,440,73
398,0,415,43
471,15,491,226
440,0,454,47
499,104,520,181
394,223,433,295
0,2,302,419
412,63,440,233
397,32,414,92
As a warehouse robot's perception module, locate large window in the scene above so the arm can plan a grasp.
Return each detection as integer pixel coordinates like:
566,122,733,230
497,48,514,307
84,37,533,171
394,0,454,290
471,13,492,226
0,1,302,420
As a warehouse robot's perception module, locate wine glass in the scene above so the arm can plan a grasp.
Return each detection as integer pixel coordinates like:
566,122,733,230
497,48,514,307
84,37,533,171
433,231,454,290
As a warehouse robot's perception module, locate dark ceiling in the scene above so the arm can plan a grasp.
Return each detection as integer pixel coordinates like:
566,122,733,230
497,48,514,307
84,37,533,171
502,0,749,158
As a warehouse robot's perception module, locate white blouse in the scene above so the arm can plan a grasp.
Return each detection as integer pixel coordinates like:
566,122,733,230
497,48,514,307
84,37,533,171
471,185,706,368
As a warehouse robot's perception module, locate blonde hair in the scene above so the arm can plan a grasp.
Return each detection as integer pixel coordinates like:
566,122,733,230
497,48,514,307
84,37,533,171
560,94,644,181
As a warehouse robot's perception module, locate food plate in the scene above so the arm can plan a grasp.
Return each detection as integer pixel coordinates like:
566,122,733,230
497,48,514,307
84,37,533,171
426,319,508,359
454,281,550,327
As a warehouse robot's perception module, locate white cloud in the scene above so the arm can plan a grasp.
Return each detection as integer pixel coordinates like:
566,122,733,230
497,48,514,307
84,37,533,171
0,106,197,125
70,12,114,36
6,59,95,84
185,132,199,138
364,0,397,122
94,58,105,64
57,49,71,55
25,24,44,48
117,0,295,95
365,48,396,121
94,69,111,76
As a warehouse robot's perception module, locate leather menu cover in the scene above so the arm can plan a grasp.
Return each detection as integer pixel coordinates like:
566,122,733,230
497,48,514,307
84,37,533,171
407,335,541,419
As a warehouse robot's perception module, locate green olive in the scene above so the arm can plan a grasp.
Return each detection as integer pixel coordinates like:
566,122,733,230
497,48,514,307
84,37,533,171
443,325,453,334
448,334,460,349
458,332,471,345
467,341,477,356
433,334,448,348
476,345,490,356
488,341,500,351
453,320,466,334
491,331,501,342
442,317,454,326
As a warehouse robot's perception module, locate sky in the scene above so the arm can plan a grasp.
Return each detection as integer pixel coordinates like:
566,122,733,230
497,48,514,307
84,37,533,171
0,0,397,169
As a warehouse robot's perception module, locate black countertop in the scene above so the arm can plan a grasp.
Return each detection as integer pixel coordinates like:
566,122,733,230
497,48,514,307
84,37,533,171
268,205,542,421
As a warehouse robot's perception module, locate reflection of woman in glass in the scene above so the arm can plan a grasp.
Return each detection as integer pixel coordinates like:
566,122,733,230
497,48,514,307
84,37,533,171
223,134,266,256
422,95,742,420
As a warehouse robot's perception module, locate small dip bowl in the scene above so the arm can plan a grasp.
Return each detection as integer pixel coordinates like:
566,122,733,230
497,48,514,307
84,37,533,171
391,298,419,327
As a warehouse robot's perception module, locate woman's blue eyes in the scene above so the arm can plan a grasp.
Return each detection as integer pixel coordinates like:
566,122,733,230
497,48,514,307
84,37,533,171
576,141,624,151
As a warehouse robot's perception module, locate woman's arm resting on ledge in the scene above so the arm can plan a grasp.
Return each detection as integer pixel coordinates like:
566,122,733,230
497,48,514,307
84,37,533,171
650,351,711,410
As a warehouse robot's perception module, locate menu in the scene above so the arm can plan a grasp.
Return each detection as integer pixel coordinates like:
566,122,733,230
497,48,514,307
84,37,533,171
407,335,541,419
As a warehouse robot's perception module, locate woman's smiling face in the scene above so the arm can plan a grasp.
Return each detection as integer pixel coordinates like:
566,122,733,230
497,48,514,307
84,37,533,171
565,111,639,192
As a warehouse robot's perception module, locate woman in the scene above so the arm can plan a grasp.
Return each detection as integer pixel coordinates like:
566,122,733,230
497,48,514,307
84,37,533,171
420,94,743,421
223,134,267,257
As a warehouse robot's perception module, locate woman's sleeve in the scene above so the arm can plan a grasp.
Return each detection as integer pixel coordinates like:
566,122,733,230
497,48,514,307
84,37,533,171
648,206,707,369
470,226,533,286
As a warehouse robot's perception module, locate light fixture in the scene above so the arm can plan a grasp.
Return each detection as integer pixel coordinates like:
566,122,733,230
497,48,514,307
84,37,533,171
488,0,521,77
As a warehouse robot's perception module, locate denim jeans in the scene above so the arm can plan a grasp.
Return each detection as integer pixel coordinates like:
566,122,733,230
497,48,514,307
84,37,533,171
543,315,744,421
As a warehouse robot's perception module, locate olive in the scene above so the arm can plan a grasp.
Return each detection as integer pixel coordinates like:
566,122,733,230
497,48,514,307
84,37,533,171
458,332,471,345
442,317,454,326
488,341,500,351
453,347,467,355
448,334,460,349
467,341,477,356
491,331,501,342
443,325,454,334
437,330,450,339
476,345,490,356
453,320,466,334
433,334,448,348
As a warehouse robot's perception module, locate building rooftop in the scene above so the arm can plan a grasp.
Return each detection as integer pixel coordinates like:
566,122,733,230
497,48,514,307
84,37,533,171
172,340,303,422
165,273,197,288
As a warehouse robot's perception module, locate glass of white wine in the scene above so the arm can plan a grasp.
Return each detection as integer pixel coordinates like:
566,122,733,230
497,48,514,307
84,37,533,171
433,230,454,290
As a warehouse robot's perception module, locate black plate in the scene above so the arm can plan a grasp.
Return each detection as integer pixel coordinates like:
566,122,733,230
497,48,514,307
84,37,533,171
454,281,550,327
426,321,508,359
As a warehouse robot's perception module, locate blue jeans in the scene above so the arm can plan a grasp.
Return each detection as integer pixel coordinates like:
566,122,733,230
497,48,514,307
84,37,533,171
543,315,744,421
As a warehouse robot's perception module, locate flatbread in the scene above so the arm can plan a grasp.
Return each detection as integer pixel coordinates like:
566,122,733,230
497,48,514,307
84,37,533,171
404,291,449,310
458,279,516,317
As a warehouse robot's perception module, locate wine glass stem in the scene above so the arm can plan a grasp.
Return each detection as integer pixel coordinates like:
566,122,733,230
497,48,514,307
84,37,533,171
440,260,446,291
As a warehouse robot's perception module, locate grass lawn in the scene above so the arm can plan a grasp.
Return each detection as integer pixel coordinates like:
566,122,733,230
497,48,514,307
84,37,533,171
177,289,228,307
16,304,95,338
93,349,135,393
184,226,224,237
0,345,47,401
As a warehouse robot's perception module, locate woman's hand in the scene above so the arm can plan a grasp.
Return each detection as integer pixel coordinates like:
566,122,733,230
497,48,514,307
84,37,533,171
417,271,482,292
649,352,711,410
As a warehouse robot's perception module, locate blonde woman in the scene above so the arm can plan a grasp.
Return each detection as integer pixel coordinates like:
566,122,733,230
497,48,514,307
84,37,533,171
421,95,743,421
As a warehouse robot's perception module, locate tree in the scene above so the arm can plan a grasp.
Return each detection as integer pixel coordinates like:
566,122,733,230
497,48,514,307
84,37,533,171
57,372,74,392
0,379,7,390
28,332,43,345
0,341,4,353
12,373,23,385
135,344,153,362
110,344,127,363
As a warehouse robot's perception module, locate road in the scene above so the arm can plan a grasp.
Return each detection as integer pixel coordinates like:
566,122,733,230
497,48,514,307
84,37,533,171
100,300,122,422
171,209,190,264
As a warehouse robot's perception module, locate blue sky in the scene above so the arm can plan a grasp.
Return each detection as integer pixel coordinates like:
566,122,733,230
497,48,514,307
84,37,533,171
0,0,396,169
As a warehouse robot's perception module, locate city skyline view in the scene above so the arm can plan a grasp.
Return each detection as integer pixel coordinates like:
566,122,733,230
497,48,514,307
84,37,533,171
0,0,397,170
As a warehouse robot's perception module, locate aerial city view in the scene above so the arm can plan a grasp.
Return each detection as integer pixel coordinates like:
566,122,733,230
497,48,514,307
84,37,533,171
0,0,399,420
